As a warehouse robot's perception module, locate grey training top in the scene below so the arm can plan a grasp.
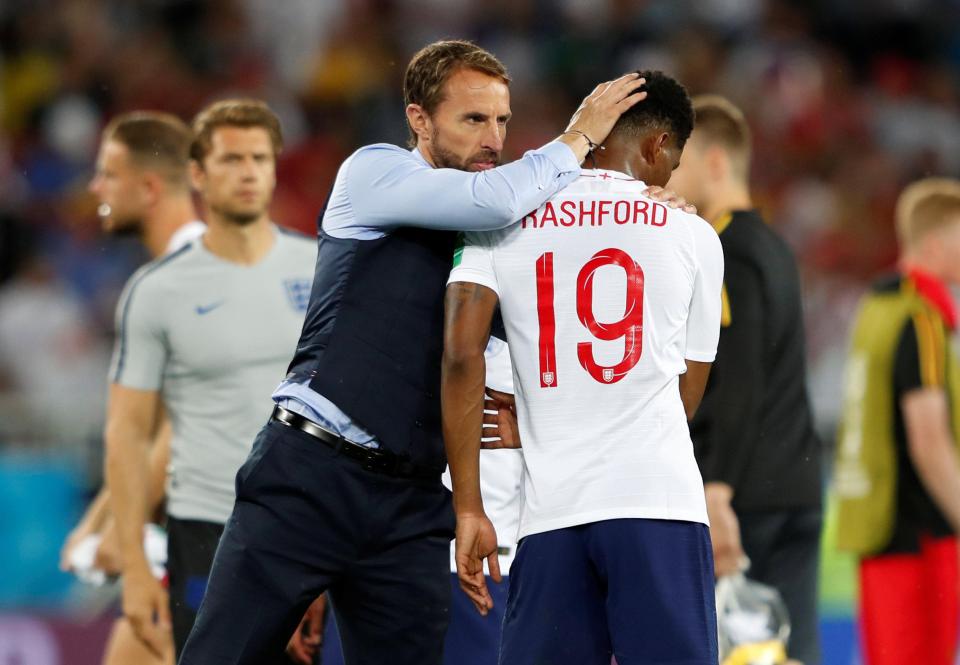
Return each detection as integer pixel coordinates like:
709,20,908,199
110,227,316,523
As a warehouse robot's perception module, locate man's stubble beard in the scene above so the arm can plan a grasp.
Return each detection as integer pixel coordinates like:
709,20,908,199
208,202,266,226
429,129,500,172
104,212,146,240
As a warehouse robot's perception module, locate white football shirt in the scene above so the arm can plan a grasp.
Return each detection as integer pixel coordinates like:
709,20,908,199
448,169,724,539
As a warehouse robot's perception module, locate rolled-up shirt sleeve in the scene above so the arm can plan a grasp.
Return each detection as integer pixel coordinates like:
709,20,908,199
448,231,500,296
345,142,580,233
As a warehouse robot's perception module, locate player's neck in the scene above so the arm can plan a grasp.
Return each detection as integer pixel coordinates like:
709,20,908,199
202,213,276,265
143,195,199,258
591,146,642,180
901,255,949,284
701,183,752,225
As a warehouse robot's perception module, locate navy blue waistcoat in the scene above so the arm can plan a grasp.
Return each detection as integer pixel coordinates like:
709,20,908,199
286,227,458,469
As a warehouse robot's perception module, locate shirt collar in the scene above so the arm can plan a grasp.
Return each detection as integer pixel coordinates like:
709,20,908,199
907,266,958,330
166,220,206,254
579,168,641,183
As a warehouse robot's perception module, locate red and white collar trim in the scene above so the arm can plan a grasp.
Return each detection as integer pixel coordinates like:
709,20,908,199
907,266,958,331
579,169,640,183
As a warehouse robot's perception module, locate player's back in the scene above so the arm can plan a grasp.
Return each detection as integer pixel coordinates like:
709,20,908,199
451,168,723,538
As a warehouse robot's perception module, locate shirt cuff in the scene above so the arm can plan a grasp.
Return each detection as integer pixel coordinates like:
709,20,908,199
536,140,581,175
684,349,717,363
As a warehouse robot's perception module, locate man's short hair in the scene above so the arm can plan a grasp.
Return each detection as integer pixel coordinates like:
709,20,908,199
690,95,752,180
403,40,511,147
102,111,192,188
609,70,694,150
190,98,283,163
895,177,960,249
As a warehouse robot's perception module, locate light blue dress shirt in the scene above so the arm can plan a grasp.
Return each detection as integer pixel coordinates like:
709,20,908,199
272,141,581,447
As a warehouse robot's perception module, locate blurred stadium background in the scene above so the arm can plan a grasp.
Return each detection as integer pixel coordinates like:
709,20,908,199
1,0,958,662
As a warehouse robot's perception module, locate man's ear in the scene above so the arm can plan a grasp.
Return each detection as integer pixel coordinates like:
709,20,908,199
406,104,432,145
642,131,671,165
189,160,205,192
140,171,165,209
704,145,729,182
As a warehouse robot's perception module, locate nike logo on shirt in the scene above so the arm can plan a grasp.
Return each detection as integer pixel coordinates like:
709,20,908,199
195,301,225,315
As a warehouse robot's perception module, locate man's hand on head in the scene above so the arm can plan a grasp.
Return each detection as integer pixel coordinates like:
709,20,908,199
560,73,649,163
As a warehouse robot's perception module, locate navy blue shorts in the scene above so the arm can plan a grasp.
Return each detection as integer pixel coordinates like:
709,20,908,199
500,519,717,665
443,573,510,665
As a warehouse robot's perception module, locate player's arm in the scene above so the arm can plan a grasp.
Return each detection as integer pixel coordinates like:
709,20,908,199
696,257,763,490
902,389,960,531
442,279,501,615
685,221,749,576
679,360,712,420
897,313,960,532
59,487,111,571
103,274,172,657
105,384,170,656
92,407,171,577
699,260,762,577
148,413,171,516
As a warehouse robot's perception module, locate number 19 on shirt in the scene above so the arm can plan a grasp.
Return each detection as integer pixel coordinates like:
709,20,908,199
536,247,645,388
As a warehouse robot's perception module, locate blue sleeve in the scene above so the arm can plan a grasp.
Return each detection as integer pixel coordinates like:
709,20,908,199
344,142,580,233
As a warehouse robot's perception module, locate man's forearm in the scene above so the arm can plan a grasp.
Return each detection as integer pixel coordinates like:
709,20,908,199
442,351,487,515
911,435,960,532
105,422,152,573
680,360,712,420
75,487,111,534
147,419,172,514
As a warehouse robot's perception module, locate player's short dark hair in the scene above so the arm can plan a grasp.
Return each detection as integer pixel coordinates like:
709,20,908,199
691,95,752,180
403,40,511,147
609,70,693,150
102,111,192,188
190,98,283,163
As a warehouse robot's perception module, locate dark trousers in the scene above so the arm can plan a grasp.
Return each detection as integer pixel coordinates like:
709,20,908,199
738,507,822,665
166,517,224,657
178,420,456,665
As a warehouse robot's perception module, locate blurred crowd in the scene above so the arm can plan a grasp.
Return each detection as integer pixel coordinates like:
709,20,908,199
1,0,959,471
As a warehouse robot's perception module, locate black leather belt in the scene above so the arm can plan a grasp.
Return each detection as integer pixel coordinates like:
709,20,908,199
271,405,440,480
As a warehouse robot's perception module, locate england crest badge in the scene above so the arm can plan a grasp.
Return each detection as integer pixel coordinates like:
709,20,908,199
283,278,312,313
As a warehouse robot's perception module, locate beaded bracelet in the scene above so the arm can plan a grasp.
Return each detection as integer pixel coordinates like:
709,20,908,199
563,129,604,152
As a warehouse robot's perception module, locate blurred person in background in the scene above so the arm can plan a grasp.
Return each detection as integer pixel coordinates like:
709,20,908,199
102,99,319,662
834,178,960,665
59,111,204,665
668,95,822,664
177,40,680,665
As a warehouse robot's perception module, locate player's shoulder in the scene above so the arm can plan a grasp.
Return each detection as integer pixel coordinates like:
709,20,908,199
275,225,319,262
120,242,195,305
348,143,416,167
275,223,315,246
667,206,719,244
